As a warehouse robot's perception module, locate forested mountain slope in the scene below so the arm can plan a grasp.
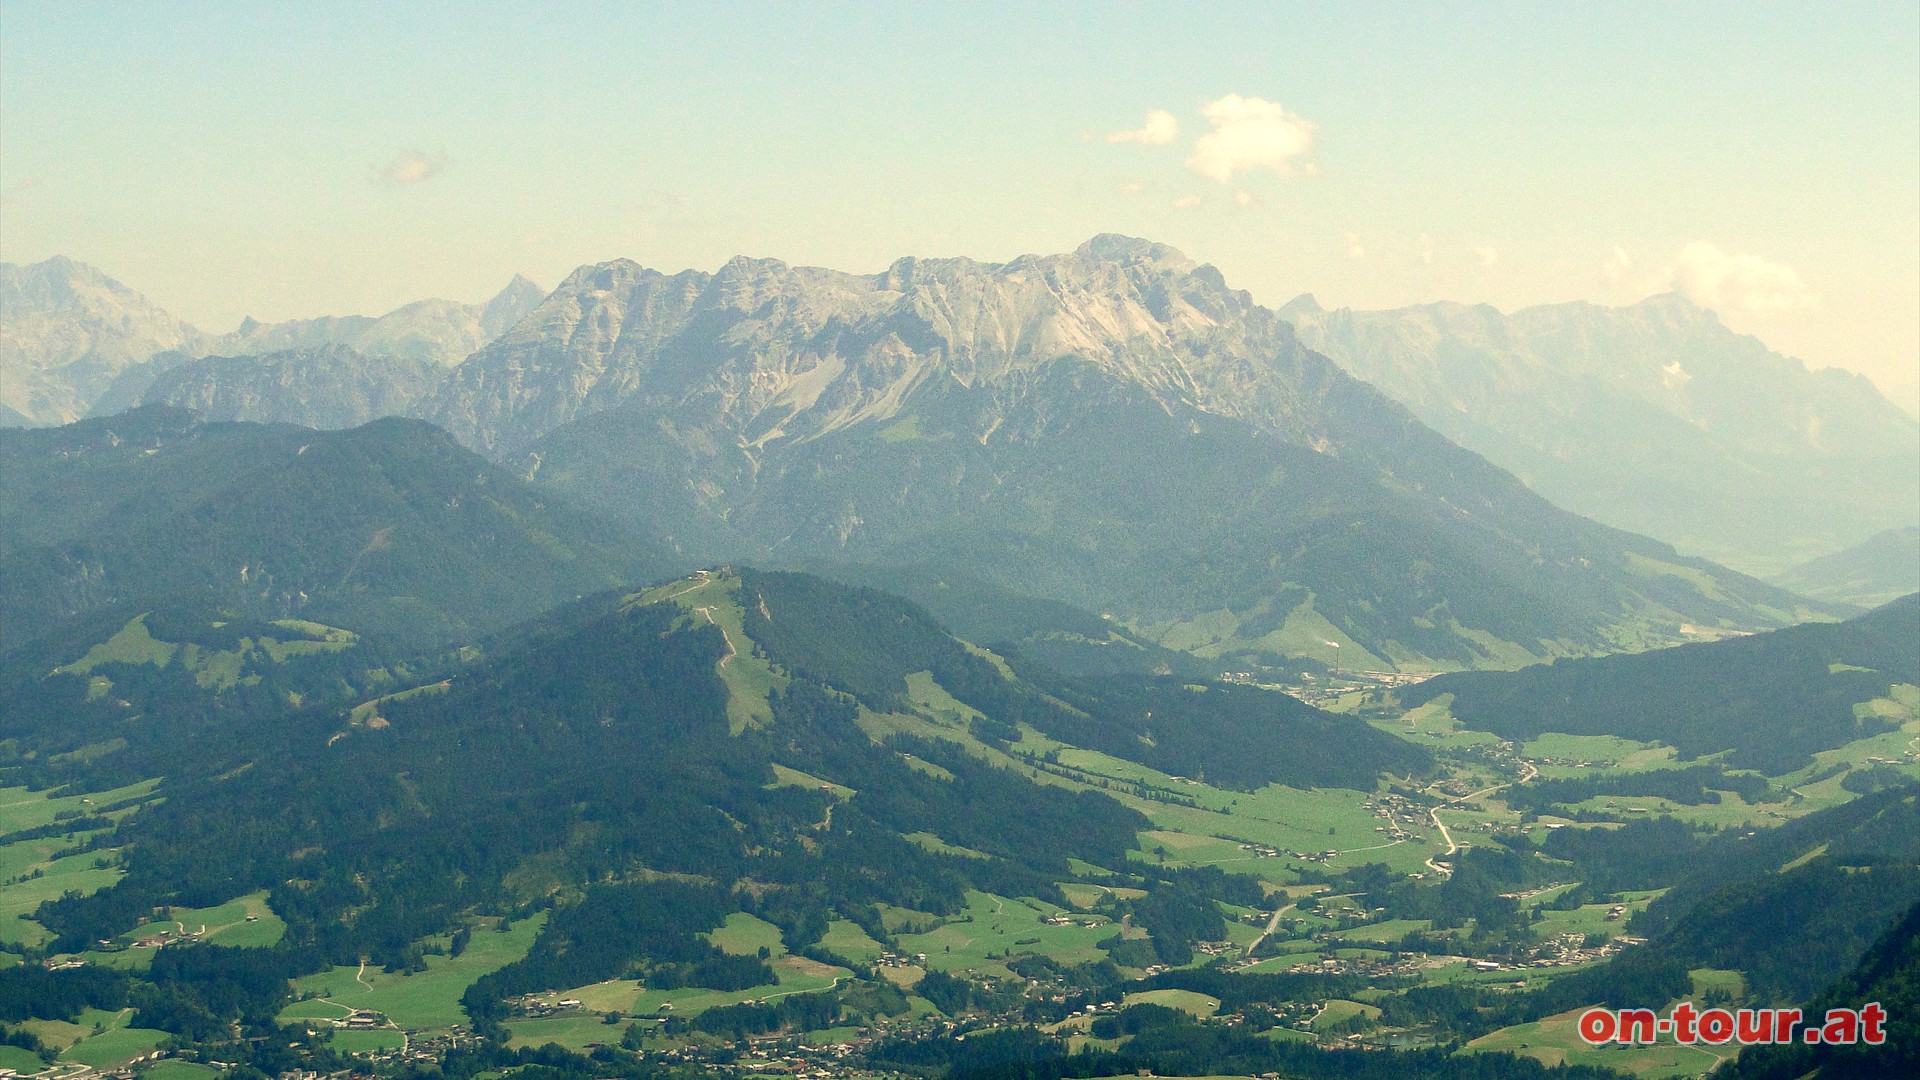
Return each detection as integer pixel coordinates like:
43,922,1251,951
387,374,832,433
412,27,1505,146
1404,594,1920,772
1771,526,1920,610
26,568,1423,973
0,407,662,647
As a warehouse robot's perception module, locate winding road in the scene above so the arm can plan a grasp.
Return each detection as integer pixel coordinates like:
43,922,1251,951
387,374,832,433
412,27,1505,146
1424,761,1539,878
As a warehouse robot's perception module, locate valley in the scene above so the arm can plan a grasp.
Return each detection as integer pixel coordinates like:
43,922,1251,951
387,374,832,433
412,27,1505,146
6,12,1917,1080
1,573,1913,1080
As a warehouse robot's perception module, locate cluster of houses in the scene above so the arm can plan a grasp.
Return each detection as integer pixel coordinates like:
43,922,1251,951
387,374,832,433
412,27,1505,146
1039,913,1106,928
1237,842,1338,863
1362,792,1431,840
333,1011,387,1030
873,951,928,969
508,996,586,1017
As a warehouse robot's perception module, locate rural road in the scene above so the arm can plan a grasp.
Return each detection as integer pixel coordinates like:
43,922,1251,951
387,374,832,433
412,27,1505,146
757,974,847,1003
692,606,739,672
1425,760,1539,877
1244,901,1297,958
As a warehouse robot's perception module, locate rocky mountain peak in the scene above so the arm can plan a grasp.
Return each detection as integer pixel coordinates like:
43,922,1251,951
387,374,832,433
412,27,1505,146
1073,233,1197,271
1,256,209,425
425,238,1326,454
479,274,547,338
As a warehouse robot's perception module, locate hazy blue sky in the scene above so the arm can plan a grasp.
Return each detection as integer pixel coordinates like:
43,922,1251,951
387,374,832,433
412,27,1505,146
4,1,1916,408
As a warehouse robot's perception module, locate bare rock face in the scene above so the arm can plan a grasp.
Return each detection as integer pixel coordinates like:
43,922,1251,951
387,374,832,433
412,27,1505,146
427,236,1349,455
0,257,210,424
1284,294,1920,571
140,344,442,430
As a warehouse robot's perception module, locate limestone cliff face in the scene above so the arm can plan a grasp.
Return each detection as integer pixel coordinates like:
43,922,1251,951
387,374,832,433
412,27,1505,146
140,345,442,430
426,236,1356,456
0,257,210,424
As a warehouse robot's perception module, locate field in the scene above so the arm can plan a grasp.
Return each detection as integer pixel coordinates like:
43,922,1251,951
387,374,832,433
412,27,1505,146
113,890,284,948
508,955,852,1050
892,891,1113,978
58,1025,170,1069
704,912,786,957
327,1029,407,1054
1013,732,1438,879
818,918,887,965
0,1046,48,1073
1121,989,1219,1018
0,838,123,948
0,777,159,835
1309,999,1379,1032
141,1062,222,1080
9,1006,170,1071
283,913,546,1031
1520,734,1680,776
1466,1007,1740,1078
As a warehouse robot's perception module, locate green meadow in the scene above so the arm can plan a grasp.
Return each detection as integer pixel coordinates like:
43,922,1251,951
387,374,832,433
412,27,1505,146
284,914,546,1031
893,891,1112,978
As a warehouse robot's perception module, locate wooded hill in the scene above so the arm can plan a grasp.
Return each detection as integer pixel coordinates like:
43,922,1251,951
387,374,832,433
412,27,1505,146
22,569,1426,974
1404,593,1920,772
0,407,666,648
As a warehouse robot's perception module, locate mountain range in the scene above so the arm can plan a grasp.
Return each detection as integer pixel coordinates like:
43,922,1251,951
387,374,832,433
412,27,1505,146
421,237,1823,670
1283,294,1920,575
0,257,207,426
135,345,444,430
0,256,542,426
1403,592,1920,773
2,242,1876,672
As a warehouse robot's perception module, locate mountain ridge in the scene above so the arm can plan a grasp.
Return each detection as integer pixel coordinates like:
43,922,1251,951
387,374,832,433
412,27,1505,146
424,236,1830,671
1284,291,1920,572
1,255,544,426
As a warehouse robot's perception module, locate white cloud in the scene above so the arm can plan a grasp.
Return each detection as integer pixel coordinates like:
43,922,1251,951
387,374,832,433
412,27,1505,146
1172,194,1204,210
1603,245,1635,283
373,149,448,185
1660,241,1818,312
1474,246,1500,267
1417,233,1435,265
1105,109,1180,146
1611,242,1819,313
1345,232,1366,260
1186,94,1316,183
1233,189,1257,207
1115,179,1145,195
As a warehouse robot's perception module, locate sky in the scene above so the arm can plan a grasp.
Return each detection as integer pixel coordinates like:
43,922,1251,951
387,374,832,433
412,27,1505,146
3,1,1917,412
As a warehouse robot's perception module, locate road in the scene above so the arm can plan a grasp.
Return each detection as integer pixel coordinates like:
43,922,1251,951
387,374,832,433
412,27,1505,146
756,974,848,1003
692,606,738,672
1244,901,1297,958
1425,760,1539,878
